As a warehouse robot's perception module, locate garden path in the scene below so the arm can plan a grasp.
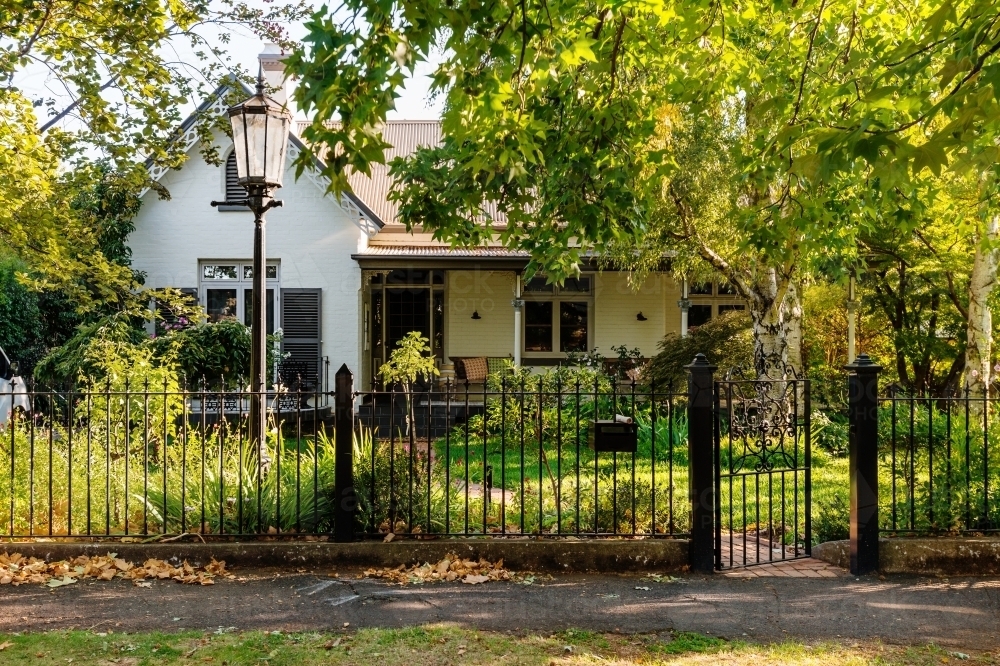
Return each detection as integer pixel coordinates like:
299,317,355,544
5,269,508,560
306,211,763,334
719,533,845,578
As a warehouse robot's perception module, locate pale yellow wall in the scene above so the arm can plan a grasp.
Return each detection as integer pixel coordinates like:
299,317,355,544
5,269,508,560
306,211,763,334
446,269,516,358
444,270,684,360
594,273,682,357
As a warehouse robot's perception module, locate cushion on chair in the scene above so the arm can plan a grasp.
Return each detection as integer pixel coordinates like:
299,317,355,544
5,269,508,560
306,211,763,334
461,357,488,383
486,357,507,376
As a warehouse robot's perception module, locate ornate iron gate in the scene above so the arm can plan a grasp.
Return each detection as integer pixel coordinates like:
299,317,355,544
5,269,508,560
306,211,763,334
714,364,811,569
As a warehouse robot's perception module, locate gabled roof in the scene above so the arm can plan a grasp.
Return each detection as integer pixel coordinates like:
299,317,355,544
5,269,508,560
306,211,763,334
144,79,381,232
296,120,442,227
295,120,505,228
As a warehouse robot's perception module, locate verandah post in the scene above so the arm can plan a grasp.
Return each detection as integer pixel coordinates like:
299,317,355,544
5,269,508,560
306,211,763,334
686,354,716,573
845,354,881,575
334,364,356,542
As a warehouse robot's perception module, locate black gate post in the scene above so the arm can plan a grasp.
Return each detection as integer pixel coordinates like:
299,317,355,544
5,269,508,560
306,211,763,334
334,364,356,542
686,354,716,573
845,354,881,575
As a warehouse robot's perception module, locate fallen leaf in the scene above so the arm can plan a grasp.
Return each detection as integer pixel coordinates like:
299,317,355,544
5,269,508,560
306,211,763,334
46,576,77,588
0,641,12,650
383,533,395,543
463,574,489,585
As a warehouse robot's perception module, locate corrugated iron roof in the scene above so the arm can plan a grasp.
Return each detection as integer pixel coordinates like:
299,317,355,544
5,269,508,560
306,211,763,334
295,120,503,227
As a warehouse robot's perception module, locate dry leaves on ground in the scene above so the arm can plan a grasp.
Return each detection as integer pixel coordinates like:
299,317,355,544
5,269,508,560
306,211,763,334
363,554,512,585
0,552,232,587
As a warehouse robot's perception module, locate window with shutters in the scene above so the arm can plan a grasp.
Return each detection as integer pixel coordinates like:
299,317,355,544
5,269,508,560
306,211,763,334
199,261,279,333
218,151,248,210
280,289,322,386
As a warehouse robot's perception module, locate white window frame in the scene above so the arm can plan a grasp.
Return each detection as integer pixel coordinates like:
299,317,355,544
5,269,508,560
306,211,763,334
521,275,594,358
199,260,281,333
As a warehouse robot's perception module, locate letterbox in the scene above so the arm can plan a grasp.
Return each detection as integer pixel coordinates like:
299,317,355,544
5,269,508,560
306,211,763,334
588,418,638,453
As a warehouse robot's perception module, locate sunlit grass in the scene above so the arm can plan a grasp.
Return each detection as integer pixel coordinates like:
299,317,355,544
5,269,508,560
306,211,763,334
0,627,991,665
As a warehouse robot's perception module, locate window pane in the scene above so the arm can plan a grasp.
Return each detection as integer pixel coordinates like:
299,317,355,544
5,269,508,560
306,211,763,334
688,304,712,327
243,265,278,280
562,277,591,293
717,281,737,295
689,282,712,295
559,302,588,352
244,289,275,334
203,265,238,280
524,277,554,293
432,270,445,285
206,289,238,322
432,290,444,352
524,301,552,352
718,304,745,314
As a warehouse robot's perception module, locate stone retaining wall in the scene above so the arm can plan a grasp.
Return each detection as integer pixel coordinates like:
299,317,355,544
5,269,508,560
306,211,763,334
1,539,691,573
813,538,1000,575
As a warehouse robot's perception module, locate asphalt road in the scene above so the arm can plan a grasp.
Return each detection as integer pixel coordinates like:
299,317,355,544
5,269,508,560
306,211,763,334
3,569,999,649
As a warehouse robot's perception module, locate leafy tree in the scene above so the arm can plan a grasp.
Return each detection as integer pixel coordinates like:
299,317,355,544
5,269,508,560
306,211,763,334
378,331,439,437
1,0,310,307
286,0,902,376
647,310,753,389
0,255,45,374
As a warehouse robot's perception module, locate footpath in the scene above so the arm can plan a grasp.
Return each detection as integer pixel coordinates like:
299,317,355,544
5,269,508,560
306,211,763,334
1,558,998,650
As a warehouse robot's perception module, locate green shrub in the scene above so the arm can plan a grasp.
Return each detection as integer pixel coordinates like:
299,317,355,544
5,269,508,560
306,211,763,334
154,318,274,387
813,489,850,543
0,255,48,376
647,310,753,387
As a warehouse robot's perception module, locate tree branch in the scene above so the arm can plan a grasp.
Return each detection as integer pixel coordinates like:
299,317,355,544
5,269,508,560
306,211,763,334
790,0,827,127
39,75,119,132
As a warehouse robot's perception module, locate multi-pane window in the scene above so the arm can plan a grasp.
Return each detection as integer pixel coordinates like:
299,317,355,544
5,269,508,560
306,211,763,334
686,280,744,330
368,269,445,387
200,261,279,334
525,302,553,351
522,275,592,354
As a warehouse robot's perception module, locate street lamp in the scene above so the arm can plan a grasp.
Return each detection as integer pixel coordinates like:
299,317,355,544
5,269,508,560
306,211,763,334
212,72,292,459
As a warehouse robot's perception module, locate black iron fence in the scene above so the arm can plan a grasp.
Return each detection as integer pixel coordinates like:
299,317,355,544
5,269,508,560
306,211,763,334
353,376,690,538
0,373,690,539
1,379,334,538
5,355,997,575
879,388,1000,535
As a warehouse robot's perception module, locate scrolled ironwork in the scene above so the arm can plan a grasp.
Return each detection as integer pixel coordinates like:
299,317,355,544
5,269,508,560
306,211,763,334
721,376,801,474
725,351,799,382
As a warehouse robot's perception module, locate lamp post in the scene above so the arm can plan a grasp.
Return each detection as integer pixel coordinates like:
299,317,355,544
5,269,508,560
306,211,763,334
212,72,292,458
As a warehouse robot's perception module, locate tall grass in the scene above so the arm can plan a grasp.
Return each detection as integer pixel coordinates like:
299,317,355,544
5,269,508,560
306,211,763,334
0,410,352,537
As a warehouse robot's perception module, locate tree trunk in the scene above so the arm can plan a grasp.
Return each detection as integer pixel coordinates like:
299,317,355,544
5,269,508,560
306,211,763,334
746,270,802,380
965,215,999,399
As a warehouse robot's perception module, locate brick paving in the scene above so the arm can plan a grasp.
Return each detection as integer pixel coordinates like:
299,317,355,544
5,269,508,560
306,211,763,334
718,532,846,578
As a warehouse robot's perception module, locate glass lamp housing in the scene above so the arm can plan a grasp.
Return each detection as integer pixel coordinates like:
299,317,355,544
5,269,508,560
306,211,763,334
228,84,292,189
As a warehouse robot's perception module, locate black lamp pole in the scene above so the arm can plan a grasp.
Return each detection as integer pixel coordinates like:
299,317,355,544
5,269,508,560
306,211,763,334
213,185,281,457
210,74,287,458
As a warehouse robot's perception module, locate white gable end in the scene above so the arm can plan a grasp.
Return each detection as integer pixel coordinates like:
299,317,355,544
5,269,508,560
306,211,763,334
130,125,368,384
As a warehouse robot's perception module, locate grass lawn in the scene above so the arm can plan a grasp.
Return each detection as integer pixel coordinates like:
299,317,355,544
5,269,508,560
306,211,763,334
0,626,991,665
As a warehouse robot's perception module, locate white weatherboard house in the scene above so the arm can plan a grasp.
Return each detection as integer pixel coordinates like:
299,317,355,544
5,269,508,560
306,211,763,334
129,48,746,392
